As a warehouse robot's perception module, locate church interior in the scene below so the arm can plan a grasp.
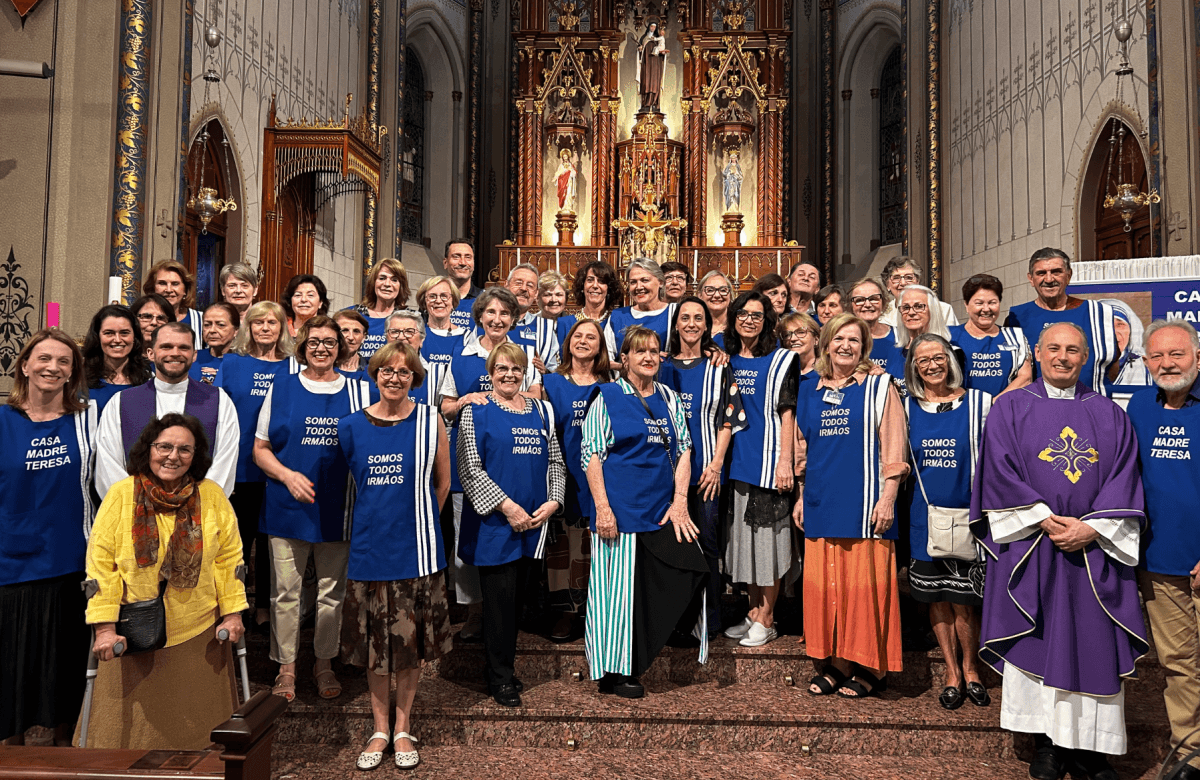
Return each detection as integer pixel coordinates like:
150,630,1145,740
2,0,1200,777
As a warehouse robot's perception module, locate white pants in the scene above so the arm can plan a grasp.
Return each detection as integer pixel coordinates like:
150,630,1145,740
1001,664,1128,754
269,536,350,665
452,494,482,605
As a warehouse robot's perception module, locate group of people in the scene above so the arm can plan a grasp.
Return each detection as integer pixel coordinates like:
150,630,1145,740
1,241,1197,780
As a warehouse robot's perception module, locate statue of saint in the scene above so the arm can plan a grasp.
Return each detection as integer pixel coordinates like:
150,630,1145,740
722,151,743,213
554,148,578,214
635,19,667,113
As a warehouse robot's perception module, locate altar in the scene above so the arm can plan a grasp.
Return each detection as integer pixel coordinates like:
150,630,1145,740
498,0,800,291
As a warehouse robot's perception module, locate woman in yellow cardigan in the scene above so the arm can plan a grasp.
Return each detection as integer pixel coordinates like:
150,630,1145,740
79,412,247,750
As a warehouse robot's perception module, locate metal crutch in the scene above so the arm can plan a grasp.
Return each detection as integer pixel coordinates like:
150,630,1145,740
228,564,252,704
79,578,124,748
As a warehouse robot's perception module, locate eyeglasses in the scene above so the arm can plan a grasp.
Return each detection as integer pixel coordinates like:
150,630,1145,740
378,367,413,380
890,273,919,284
899,302,928,314
137,313,168,323
387,328,419,339
701,286,731,298
425,293,453,303
915,354,949,369
305,338,339,350
492,365,524,375
664,273,689,283
151,442,195,457
735,311,765,323
782,328,813,342
850,294,883,306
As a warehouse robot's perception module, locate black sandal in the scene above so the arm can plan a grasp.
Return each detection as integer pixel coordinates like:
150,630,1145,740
807,666,849,696
938,685,965,710
965,681,991,706
837,667,886,699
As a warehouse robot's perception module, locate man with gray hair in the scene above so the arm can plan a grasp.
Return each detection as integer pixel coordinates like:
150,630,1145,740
503,262,541,350
1126,319,1200,780
972,320,1148,780
1004,247,1120,394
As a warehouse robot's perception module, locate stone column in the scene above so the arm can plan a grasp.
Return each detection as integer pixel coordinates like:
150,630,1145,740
109,0,153,304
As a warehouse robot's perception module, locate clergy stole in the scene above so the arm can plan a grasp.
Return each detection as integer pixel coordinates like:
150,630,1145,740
970,379,1149,697
119,379,220,461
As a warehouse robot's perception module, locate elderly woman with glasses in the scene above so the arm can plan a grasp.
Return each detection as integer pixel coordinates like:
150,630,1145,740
902,334,992,710
384,310,447,406
847,279,905,381
879,257,958,330
947,274,1032,397
796,313,909,699
660,262,693,304
130,294,176,346
457,343,565,707
721,292,799,648
698,271,734,348
778,312,821,377
415,275,469,368
605,258,677,358
896,285,965,374
252,315,372,702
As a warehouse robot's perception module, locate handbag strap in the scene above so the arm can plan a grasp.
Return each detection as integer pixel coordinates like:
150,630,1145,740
634,385,676,474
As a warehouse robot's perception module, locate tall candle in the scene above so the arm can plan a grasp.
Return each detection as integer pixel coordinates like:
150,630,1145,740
734,249,740,287
107,276,122,305
692,249,698,280
776,250,781,276
555,248,561,273
47,302,60,328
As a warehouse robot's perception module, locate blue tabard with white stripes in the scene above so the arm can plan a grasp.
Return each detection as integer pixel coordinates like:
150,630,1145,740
728,349,798,489
798,374,896,540
457,400,553,567
904,390,990,561
409,360,445,407
541,372,597,518
339,406,445,580
869,328,906,382
217,354,289,483
606,305,677,357
421,326,466,368
949,325,1029,397
666,359,730,486
0,405,97,586
1004,299,1118,395
591,383,678,534
260,373,370,543
449,298,475,330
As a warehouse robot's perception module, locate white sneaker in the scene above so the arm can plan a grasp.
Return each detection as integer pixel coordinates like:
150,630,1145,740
739,621,778,647
724,616,753,639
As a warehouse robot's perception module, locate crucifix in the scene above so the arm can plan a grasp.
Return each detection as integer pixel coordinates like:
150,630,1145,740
611,184,687,266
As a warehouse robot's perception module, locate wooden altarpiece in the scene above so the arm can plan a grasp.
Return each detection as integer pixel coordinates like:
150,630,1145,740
498,0,802,296
258,95,385,303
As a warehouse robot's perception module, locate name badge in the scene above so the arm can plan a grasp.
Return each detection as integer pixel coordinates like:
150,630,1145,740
822,389,844,405
997,344,1017,352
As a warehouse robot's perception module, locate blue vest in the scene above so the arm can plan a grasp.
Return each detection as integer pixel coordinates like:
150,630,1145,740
798,375,896,540
0,406,96,586
555,314,578,352
118,379,220,462
260,373,371,543
358,313,389,360
88,379,129,415
728,350,798,489
408,360,445,407
949,324,1029,396
450,298,475,330
508,313,539,350
216,354,288,482
665,358,730,486
870,328,906,382
1127,388,1200,576
542,372,599,518
905,390,990,561
189,348,224,384
339,406,445,580
1005,300,1117,394
421,326,466,368
591,382,680,534
457,400,553,566
607,304,676,357
180,308,204,349
535,316,562,371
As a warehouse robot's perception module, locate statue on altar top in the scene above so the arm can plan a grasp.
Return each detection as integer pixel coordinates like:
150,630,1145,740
635,19,668,113
722,150,743,213
554,148,578,214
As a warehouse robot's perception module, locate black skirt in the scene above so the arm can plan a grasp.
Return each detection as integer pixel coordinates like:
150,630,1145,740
0,571,89,740
907,557,984,607
631,526,709,676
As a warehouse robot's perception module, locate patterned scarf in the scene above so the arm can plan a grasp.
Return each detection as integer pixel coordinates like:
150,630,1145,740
132,473,203,589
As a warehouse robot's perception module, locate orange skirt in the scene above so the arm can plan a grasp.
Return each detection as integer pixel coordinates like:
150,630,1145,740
803,538,903,674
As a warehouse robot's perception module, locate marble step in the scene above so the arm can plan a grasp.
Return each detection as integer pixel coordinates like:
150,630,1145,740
271,744,1170,780
269,675,1172,765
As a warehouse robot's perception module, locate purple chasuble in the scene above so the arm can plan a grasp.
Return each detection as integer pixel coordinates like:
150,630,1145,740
969,379,1148,697
118,379,221,460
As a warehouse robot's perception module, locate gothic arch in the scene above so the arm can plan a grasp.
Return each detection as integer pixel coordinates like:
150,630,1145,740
835,9,902,273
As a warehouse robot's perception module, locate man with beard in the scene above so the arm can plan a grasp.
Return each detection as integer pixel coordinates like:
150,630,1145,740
445,239,483,331
501,263,541,350
95,322,240,498
1126,319,1200,780
1004,248,1120,394
971,322,1148,780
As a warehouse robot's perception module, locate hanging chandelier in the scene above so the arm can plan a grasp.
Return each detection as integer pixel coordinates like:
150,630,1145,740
186,10,238,234
1101,20,1159,233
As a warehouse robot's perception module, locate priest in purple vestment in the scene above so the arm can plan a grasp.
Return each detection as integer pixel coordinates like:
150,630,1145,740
970,322,1148,780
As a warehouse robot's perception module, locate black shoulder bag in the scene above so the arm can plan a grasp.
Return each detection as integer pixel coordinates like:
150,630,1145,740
116,579,168,655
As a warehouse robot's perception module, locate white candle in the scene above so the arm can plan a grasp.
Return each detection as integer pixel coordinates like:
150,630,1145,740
107,276,122,304
516,248,521,268
776,250,781,276
693,249,698,280
596,249,601,262
555,248,561,273
734,250,740,287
